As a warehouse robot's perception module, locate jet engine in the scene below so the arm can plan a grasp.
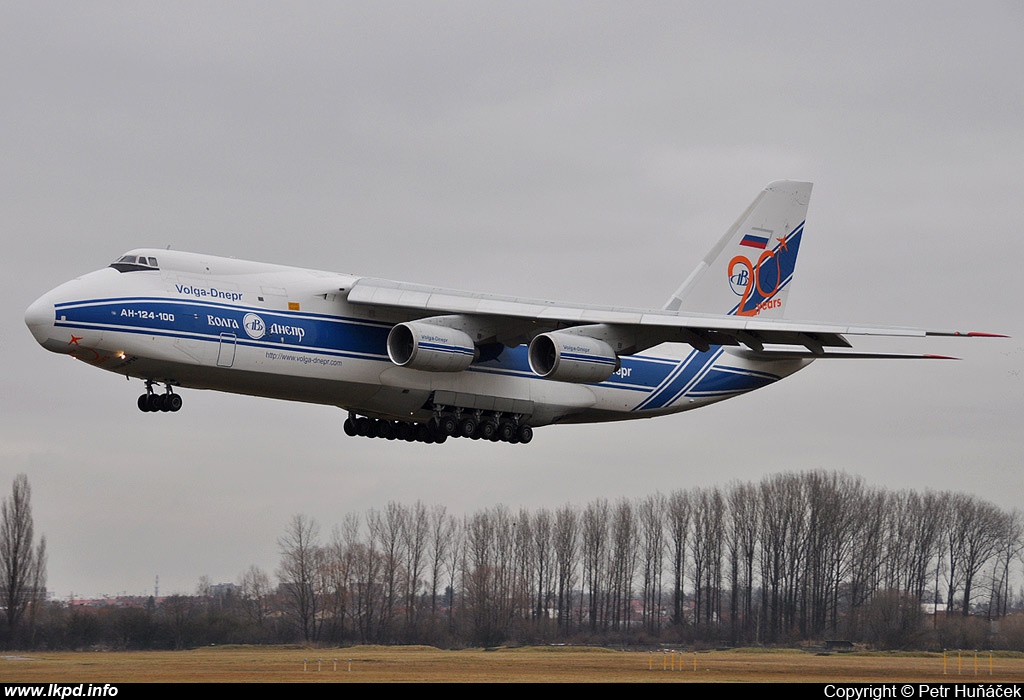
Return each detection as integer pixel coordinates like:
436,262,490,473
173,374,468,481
528,331,619,383
387,321,477,372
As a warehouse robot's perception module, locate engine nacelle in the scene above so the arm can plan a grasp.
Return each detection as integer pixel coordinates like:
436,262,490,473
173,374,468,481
528,332,620,383
387,322,476,372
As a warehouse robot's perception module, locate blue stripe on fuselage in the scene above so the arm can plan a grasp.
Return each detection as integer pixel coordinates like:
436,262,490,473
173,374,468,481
52,296,778,409
687,363,780,397
633,347,724,411
53,296,391,360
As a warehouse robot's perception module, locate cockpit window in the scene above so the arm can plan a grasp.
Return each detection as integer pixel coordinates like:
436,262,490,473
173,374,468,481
109,254,160,273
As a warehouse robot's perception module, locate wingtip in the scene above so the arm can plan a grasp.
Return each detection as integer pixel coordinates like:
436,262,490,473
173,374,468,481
928,330,1010,338
923,354,962,360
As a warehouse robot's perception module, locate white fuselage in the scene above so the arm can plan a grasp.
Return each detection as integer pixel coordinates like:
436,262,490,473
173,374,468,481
25,249,810,430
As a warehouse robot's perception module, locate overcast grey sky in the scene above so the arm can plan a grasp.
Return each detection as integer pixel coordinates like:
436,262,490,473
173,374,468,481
2,1,1021,599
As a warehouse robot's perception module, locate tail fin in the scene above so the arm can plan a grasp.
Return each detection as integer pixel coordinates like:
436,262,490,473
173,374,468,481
663,180,812,318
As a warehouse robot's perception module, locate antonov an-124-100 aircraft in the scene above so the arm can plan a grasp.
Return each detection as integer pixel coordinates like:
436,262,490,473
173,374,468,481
25,181,1003,445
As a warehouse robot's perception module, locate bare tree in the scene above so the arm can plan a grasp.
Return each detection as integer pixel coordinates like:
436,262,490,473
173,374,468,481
510,508,534,641
638,493,665,634
846,488,888,638
531,508,553,627
691,487,724,629
608,499,637,630
941,493,1006,616
402,500,429,638
345,511,382,643
277,513,323,642
553,504,579,635
902,490,947,603
989,509,1023,619
582,499,610,631
370,502,407,642
726,481,759,643
444,514,463,636
319,524,356,643
801,471,861,638
758,473,805,643
667,490,691,628
1,474,47,644
161,593,199,649
956,496,1007,616
463,508,499,644
237,564,273,636
427,504,455,618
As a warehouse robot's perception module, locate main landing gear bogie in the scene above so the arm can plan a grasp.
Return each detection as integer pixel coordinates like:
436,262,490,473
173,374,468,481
137,381,182,413
343,409,534,445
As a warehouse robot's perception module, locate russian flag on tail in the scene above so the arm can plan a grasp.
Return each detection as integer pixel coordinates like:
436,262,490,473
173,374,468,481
740,233,769,249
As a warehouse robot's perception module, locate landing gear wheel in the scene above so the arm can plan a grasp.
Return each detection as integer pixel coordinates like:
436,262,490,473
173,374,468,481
343,418,358,436
458,416,477,438
138,382,182,414
477,421,496,440
415,423,433,443
497,421,516,442
517,425,534,444
438,414,458,436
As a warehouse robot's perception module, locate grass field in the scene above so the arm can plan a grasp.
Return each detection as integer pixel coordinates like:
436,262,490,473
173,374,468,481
3,646,1024,683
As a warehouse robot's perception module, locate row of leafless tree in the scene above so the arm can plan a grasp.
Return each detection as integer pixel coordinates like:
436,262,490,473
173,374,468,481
6,470,1022,650
267,471,1023,648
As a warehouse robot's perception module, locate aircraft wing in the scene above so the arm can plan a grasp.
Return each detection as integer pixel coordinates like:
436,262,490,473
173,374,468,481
345,278,1001,356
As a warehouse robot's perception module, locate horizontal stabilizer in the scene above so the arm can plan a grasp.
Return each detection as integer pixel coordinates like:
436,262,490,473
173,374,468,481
926,331,1009,338
731,349,963,360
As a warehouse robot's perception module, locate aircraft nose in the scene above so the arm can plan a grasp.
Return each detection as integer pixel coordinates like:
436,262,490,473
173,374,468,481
25,292,56,346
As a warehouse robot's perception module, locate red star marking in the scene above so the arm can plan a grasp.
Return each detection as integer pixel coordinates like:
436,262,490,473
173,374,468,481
68,335,83,346
776,236,788,252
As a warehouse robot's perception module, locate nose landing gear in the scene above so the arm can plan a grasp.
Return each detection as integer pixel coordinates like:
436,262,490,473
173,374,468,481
137,381,182,413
